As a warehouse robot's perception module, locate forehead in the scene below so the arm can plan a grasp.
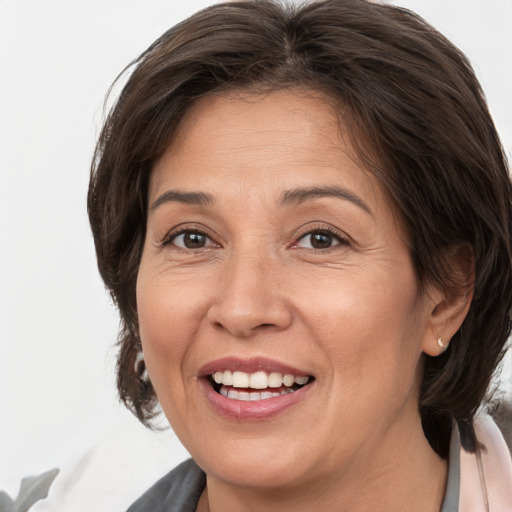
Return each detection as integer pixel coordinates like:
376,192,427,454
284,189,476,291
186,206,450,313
150,89,382,211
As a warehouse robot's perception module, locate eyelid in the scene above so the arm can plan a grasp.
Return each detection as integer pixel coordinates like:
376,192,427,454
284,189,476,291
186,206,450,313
160,223,220,249
159,222,350,250
290,224,351,249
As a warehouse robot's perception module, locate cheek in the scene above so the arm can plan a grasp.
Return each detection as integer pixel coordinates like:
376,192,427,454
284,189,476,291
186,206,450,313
136,270,206,388
136,277,205,434
299,268,426,387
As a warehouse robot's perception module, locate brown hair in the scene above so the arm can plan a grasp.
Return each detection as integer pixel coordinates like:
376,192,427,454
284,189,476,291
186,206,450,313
88,0,512,456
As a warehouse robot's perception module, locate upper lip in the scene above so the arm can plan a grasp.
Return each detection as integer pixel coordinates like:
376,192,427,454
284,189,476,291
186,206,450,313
198,357,312,377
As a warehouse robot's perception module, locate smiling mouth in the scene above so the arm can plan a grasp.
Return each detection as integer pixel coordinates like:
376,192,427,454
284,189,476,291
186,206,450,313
208,370,314,401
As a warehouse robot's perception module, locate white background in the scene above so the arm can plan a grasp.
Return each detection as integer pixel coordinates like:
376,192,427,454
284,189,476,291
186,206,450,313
1,1,511,510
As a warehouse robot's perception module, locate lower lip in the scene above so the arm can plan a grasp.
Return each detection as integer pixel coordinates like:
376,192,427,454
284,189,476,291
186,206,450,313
199,379,314,421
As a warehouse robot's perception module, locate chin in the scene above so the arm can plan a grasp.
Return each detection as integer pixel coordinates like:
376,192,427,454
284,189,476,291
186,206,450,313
183,429,318,489
201,451,310,490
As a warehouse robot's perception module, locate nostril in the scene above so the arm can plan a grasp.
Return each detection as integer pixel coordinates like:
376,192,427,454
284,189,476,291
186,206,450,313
207,298,293,336
211,320,283,337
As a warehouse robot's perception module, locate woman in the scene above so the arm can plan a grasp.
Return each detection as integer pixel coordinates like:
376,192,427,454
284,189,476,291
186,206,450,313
88,0,512,510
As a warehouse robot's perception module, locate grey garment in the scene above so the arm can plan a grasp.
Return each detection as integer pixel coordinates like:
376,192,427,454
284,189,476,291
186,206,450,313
126,442,461,512
440,424,461,512
126,459,205,512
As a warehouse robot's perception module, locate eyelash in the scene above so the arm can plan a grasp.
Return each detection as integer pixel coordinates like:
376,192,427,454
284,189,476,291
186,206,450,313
161,225,350,252
292,226,350,250
162,227,218,251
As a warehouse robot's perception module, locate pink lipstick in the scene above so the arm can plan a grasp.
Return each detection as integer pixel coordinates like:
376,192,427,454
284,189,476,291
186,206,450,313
198,357,315,420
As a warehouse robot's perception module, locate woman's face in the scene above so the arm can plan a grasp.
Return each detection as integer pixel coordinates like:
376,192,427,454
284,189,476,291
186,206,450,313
137,90,437,490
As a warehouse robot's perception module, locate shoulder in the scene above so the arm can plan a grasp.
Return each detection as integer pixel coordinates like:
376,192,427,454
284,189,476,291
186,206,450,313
126,459,206,512
459,414,512,511
490,400,512,454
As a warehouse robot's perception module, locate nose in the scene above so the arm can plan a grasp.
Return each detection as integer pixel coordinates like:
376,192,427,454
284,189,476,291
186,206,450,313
207,252,293,338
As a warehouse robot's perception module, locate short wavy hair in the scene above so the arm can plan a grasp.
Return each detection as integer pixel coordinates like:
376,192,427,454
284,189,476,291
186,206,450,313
88,0,512,456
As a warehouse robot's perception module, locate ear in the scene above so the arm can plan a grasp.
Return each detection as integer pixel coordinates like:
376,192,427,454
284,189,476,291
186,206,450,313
421,244,474,356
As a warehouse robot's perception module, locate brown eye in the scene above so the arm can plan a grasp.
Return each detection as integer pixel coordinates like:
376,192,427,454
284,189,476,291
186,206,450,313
310,232,333,249
296,229,348,250
170,230,213,249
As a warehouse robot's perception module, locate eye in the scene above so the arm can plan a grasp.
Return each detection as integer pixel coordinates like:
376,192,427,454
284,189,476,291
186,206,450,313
167,230,216,249
295,229,348,250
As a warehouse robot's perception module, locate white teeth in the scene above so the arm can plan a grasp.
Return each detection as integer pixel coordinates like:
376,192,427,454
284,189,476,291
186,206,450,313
267,372,283,388
222,370,233,386
283,374,294,387
213,370,310,389
249,371,268,389
232,371,249,388
219,385,301,401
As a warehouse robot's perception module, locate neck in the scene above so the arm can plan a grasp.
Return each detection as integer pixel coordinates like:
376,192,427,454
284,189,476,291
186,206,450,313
198,415,448,512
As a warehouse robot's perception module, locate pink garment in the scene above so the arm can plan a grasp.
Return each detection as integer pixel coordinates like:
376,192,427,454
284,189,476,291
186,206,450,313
459,415,512,511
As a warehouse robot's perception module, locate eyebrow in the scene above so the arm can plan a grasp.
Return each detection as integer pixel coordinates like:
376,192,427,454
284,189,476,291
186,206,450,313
279,186,372,215
150,185,371,215
151,190,215,210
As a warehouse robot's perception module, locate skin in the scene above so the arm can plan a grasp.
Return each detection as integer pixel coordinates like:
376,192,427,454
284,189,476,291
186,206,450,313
137,90,469,511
